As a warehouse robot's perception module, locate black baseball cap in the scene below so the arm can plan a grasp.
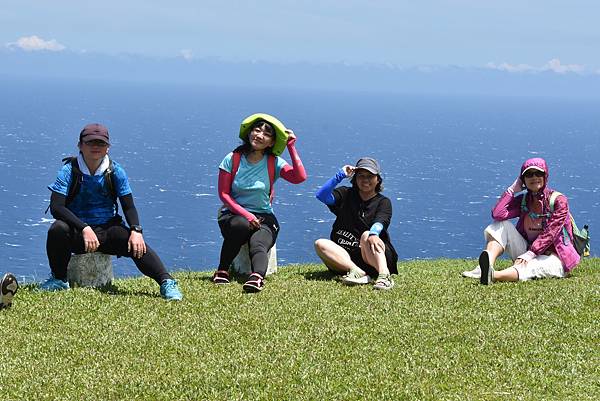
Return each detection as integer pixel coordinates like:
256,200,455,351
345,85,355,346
79,123,110,144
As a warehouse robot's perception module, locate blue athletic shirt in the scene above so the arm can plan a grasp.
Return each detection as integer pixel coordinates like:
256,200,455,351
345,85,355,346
219,152,288,215
48,159,132,225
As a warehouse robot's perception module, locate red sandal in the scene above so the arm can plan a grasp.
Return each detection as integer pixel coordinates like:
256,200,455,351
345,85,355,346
242,273,264,293
212,270,230,285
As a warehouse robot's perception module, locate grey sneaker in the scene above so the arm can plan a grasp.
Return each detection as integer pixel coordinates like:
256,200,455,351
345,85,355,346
1,273,19,308
462,266,481,279
341,268,372,286
479,251,494,285
373,273,394,290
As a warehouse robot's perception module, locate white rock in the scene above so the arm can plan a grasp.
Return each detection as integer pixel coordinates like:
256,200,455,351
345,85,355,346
231,243,278,276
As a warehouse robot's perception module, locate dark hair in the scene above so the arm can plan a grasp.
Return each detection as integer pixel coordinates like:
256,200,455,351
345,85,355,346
351,173,384,193
233,120,275,155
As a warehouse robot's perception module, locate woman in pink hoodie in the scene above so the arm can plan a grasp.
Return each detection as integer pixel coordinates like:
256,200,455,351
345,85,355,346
462,157,580,285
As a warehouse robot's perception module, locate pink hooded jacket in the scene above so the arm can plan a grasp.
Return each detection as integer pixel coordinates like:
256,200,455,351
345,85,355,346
491,158,580,272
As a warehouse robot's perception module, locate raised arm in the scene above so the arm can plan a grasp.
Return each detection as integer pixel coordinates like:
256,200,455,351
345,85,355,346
315,166,352,205
491,177,523,220
279,131,307,184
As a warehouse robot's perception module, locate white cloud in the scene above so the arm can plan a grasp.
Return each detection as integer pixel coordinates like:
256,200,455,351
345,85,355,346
6,35,66,52
486,59,585,74
543,58,584,74
180,49,193,61
486,62,536,73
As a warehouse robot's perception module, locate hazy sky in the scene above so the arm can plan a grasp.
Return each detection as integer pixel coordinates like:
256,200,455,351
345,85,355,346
2,0,599,71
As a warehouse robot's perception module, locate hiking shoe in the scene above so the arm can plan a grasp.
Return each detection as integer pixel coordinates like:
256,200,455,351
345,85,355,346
243,273,264,293
212,270,231,285
160,279,183,301
1,273,19,308
461,266,481,279
39,276,70,292
479,251,494,285
341,268,372,286
373,273,394,290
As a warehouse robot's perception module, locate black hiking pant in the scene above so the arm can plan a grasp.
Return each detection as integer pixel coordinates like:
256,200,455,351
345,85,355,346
217,212,279,277
46,219,172,284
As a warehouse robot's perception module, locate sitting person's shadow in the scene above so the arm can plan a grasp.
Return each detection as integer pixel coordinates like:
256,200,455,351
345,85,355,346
303,268,337,282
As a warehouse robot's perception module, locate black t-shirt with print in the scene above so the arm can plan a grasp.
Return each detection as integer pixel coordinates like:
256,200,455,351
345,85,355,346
327,186,398,272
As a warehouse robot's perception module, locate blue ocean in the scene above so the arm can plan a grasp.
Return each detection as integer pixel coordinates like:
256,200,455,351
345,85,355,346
1,79,598,281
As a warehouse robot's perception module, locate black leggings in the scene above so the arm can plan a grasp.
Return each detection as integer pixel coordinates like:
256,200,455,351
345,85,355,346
46,220,172,284
218,212,279,277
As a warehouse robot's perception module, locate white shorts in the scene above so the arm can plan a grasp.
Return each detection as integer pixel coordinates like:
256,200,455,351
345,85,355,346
484,220,566,281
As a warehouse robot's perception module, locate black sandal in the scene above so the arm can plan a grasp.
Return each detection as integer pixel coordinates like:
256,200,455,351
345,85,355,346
212,270,230,285
242,273,264,293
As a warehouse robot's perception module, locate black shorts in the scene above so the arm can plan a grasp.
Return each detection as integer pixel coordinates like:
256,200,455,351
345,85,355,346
347,245,398,278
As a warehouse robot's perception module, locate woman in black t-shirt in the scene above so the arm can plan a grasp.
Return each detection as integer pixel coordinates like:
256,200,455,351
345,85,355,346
315,157,397,290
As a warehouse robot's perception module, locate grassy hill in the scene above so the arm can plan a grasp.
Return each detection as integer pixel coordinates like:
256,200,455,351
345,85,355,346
1,258,598,400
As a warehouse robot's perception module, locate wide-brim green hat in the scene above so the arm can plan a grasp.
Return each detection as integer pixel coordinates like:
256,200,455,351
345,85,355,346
239,113,289,156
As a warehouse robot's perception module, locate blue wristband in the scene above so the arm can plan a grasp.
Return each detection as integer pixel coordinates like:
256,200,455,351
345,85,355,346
369,222,383,236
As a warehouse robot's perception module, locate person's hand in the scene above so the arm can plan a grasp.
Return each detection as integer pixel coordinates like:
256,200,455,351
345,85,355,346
367,234,385,254
82,226,100,253
128,231,147,259
249,216,263,230
508,176,524,193
286,130,296,147
514,258,527,267
246,213,260,230
343,165,355,178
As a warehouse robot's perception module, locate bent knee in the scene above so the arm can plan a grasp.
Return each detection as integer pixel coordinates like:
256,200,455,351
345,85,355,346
48,220,71,237
314,238,329,251
485,220,512,232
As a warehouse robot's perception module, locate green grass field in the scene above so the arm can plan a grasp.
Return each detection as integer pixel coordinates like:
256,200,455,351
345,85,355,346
1,258,599,401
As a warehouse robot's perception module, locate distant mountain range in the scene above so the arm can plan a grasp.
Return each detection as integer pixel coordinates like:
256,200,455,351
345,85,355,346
2,49,600,98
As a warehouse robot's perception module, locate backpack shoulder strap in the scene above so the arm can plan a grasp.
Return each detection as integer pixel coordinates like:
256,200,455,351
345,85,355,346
549,191,563,213
520,191,528,212
229,152,276,202
231,152,241,183
104,158,119,214
267,154,276,202
65,157,82,206
104,159,116,199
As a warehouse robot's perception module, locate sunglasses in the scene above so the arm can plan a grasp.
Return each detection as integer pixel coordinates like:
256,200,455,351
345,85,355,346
84,140,109,147
523,170,544,178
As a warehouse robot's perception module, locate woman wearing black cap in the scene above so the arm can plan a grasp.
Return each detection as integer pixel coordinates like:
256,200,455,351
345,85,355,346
314,157,398,290
43,123,183,301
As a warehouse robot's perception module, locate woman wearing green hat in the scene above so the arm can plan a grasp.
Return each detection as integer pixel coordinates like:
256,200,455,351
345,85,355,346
214,114,307,292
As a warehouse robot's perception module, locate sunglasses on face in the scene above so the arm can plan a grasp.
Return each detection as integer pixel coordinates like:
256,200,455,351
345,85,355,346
84,140,109,147
523,170,544,178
